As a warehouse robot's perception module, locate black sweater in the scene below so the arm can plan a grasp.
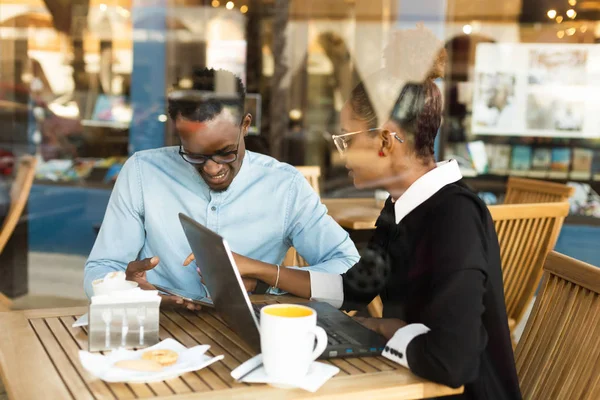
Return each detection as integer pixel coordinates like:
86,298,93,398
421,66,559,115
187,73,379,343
341,182,522,399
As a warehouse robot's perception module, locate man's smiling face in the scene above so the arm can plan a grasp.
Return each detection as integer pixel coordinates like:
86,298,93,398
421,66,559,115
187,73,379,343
176,110,250,191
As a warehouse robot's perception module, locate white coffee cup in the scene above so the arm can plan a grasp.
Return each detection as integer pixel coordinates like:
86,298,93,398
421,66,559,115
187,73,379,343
260,304,328,383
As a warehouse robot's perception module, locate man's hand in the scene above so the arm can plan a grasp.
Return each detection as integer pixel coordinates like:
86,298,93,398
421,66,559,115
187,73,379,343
126,257,159,290
353,317,407,340
126,257,202,311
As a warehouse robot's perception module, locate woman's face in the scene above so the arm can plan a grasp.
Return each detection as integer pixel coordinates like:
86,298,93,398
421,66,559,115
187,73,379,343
340,104,392,189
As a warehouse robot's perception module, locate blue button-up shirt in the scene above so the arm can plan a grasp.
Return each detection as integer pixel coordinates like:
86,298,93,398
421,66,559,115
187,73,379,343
84,147,359,298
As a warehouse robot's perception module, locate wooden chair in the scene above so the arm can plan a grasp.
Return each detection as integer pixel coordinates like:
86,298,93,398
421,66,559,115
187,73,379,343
488,202,570,346
295,166,321,195
0,155,37,312
515,251,600,399
505,176,575,204
285,166,383,318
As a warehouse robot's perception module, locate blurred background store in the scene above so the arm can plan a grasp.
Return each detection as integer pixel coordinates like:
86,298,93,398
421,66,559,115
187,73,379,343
1,0,600,307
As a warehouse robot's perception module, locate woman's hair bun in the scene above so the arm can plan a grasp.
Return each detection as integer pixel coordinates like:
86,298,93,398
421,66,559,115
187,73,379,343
383,23,447,83
426,47,447,81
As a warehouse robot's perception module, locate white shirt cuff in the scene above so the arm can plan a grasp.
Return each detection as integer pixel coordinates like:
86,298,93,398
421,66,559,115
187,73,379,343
309,271,343,309
382,323,430,369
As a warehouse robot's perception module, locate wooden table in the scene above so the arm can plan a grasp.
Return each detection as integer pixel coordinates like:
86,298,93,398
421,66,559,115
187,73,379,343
323,198,381,230
0,295,463,400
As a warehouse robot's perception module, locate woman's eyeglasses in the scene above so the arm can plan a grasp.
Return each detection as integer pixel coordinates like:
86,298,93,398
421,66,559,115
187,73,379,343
179,129,243,165
331,128,404,155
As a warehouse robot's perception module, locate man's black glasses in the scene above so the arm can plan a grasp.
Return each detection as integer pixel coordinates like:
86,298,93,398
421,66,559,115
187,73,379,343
179,128,243,166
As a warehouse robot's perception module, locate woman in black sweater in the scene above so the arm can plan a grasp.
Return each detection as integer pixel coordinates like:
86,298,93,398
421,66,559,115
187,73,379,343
311,59,522,397
229,29,521,399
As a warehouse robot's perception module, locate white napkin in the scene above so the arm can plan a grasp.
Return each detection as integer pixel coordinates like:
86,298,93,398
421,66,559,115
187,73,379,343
231,354,340,393
79,338,224,383
91,288,161,305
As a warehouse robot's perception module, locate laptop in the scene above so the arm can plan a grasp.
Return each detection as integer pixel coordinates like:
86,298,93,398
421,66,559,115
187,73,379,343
178,213,387,359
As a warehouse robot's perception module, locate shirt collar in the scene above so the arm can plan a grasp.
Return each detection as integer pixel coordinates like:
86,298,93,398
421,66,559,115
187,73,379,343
393,159,462,224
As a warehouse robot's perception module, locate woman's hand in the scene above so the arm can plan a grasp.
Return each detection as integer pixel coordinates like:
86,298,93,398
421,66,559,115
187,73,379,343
353,317,407,340
183,252,253,276
184,252,257,292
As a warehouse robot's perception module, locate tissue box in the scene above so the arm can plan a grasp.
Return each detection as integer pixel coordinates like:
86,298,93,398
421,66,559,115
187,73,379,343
88,289,161,352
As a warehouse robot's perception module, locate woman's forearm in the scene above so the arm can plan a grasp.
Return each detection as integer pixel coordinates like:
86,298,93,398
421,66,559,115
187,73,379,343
249,262,312,299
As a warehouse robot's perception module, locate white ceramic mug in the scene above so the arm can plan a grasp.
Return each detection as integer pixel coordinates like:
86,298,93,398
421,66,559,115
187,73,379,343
260,304,328,382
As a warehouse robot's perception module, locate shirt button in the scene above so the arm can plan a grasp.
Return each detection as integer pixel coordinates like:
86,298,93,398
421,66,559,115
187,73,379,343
211,206,216,211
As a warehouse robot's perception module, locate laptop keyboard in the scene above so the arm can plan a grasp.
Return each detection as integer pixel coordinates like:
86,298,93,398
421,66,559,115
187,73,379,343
252,304,359,346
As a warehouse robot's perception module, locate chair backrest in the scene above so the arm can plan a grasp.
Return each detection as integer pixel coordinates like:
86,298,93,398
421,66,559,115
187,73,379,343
515,251,600,400
0,155,37,255
282,166,322,268
505,177,575,204
488,202,569,327
295,166,321,196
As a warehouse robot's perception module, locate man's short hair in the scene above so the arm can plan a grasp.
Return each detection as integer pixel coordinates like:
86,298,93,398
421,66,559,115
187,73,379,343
167,68,246,124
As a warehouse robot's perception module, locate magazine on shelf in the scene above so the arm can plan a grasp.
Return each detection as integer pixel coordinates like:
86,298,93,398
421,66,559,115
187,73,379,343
444,143,478,176
467,141,488,174
571,148,593,180
489,144,511,175
567,182,600,218
529,148,551,178
510,145,532,176
549,148,571,179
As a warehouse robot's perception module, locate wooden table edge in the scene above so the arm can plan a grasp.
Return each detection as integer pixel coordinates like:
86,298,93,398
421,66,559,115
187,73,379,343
156,371,464,400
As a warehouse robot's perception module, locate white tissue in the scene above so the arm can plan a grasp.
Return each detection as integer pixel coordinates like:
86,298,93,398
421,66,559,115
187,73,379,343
103,271,126,283
91,288,161,305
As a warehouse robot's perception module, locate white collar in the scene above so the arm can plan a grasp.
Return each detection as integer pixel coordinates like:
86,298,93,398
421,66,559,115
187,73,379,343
393,159,462,224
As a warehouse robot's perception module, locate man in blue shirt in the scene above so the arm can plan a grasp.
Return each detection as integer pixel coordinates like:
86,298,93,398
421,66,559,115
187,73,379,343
84,68,359,308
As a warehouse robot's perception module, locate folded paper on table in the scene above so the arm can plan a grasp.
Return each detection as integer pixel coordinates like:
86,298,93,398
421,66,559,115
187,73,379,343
231,354,340,393
79,338,224,383
73,313,88,327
